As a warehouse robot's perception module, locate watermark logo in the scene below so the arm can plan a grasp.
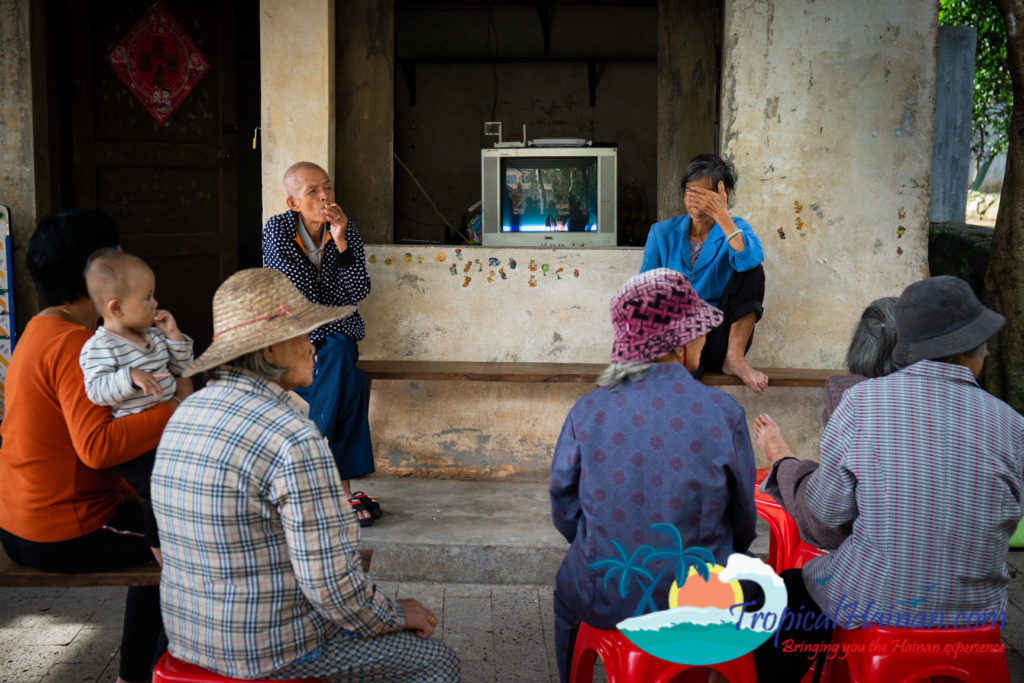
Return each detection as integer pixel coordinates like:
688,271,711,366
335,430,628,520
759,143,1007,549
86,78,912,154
589,523,787,666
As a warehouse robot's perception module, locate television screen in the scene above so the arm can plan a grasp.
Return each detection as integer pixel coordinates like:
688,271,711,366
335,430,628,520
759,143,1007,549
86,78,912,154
501,157,598,233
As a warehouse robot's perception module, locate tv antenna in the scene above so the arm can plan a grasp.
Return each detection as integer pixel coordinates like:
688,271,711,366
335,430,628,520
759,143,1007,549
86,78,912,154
485,122,526,148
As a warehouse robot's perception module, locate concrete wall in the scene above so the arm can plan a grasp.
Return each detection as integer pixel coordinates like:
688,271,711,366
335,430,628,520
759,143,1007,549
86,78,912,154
721,0,936,370
0,0,44,324
259,0,334,222
358,245,827,478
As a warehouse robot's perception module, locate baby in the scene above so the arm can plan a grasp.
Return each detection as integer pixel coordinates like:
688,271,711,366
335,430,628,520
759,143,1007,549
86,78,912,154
80,249,193,552
81,249,193,415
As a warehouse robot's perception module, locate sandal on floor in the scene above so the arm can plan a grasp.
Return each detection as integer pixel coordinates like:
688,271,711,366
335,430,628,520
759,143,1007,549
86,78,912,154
348,497,375,527
351,491,382,520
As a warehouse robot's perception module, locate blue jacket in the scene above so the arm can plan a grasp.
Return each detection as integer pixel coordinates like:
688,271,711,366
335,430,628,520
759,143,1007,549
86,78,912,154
640,214,763,307
550,363,757,628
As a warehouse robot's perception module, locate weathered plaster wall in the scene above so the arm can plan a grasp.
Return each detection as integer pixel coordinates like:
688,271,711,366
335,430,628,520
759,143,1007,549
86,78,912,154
722,0,936,369
259,0,334,222
359,245,826,478
0,0,43,323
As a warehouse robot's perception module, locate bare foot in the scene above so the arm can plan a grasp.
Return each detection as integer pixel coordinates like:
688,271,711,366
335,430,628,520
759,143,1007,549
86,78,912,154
753,413,795,463
722,354,769,392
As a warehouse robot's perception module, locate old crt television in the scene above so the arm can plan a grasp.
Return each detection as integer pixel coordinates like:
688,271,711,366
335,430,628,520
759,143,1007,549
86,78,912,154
480,146,617,247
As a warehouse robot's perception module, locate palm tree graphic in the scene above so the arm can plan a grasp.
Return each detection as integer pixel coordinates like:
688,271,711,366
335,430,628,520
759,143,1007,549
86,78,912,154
589,523,716,617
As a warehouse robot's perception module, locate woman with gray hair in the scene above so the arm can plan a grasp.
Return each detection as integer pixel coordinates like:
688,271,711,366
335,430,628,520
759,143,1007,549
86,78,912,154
550,268,757,682
641,153,768,392
753,296,898,549
152,268,459,682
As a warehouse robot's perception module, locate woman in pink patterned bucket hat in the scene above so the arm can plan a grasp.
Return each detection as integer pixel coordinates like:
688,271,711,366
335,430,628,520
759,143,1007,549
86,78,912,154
549,267,756,682
609,267,724,367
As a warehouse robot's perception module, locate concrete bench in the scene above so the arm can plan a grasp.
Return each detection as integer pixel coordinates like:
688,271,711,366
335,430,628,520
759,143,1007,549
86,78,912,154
358,361,844,388
0,546,372,588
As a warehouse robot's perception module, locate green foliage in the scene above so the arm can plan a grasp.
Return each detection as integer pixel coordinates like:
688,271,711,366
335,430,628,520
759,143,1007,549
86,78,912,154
940,0,1012,187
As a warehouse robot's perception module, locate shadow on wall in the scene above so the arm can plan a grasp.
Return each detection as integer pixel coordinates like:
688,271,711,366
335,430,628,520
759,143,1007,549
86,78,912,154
928,221,993,297
618,179,650,247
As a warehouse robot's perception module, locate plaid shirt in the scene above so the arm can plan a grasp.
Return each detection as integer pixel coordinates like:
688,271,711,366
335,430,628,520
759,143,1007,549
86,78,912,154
803,360,1024,628
152,367,403,679
262,210,371,343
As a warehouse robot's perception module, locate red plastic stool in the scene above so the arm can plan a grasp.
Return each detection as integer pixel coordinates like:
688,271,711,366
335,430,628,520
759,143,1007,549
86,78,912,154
824,625,1010,683
152,652,325,683
754,470,826,572
570,622,757,682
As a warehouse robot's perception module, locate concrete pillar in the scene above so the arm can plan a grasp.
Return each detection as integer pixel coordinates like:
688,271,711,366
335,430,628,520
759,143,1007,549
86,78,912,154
657,0,718,221
335,1,394,244
259,0,335,223
930,25,977,223
0,0,46,325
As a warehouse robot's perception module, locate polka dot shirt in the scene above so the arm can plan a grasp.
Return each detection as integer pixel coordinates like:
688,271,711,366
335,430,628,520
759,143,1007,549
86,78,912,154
262,211,371,343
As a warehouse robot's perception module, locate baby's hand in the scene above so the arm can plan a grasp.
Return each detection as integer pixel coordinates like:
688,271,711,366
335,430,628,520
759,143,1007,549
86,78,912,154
153,310,184,341
130,368,165,398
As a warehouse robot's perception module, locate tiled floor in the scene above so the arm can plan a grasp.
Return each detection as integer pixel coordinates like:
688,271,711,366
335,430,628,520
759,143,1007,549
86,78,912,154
3,552,1024,682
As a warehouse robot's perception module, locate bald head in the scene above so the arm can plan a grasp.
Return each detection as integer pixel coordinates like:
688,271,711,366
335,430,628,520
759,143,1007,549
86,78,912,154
283,162,328,197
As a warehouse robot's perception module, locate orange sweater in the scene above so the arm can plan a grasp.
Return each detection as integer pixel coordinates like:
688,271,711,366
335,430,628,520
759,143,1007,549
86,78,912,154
0,315,173,542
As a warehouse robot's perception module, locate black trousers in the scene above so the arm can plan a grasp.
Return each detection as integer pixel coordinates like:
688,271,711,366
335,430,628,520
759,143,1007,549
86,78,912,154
0,499,165,681
753,568,834,681
696,264,766,376
115,448,159,548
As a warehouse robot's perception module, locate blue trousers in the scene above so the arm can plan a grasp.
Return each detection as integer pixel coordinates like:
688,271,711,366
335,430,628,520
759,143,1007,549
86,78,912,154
295,333,375,481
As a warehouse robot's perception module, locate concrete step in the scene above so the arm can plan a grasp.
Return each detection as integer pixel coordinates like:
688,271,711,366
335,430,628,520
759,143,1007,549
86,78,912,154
357,476,770,585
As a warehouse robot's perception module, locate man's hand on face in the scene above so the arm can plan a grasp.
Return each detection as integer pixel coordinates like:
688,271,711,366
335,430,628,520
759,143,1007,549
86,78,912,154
325,203,349,253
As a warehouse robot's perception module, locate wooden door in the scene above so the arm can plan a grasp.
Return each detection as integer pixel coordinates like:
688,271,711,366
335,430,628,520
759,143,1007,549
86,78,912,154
51,0,239,353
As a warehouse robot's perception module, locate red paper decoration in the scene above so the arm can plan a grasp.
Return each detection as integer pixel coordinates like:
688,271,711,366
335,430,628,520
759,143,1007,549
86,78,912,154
107,2,210,126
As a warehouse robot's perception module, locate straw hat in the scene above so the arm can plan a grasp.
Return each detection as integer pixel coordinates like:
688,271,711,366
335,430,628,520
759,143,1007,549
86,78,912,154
184,268,354,377
610,268,723,363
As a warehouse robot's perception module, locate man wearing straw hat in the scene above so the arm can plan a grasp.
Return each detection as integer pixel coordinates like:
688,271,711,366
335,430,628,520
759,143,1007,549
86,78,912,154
263,162,380,525
151,268,459,681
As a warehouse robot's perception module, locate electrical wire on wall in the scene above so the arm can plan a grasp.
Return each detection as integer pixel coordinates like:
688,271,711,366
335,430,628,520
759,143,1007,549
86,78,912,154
393,153,478,245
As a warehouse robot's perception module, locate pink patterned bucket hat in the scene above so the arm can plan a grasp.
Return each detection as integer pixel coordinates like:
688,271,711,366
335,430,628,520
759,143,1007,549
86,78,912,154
610,268,724,363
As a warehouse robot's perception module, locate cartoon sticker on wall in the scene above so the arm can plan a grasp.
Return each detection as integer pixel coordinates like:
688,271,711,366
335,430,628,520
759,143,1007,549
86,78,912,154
499,268,507,280
777,227,786,240
555,267,564,280
487,270,495,283
368,255,376,264
404,252,413,263
509,258,517,270
449,264,458,276
384,257,394,266
463,262,472,273
488,257,500,267
528,259,537,272
462,276,472,287
455,248,463,260
541,263,550,276
528,274,537,287
435,253,447,262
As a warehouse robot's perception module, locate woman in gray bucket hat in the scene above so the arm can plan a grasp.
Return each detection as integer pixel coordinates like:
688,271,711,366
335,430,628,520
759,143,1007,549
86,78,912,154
750,275,1023,682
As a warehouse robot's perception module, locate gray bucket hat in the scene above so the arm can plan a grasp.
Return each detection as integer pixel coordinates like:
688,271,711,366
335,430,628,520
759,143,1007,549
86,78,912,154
891,275,1005,366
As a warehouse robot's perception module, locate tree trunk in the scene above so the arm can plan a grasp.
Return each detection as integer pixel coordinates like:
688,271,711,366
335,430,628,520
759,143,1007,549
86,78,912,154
983,1,1024,413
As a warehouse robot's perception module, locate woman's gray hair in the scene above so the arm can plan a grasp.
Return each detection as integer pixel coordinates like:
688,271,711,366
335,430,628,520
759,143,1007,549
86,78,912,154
845,297,899,378
681,154,737,192
597,362,652,390
222,348,288,382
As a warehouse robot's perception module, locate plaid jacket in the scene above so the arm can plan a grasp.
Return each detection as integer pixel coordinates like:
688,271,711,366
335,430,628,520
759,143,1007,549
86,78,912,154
803,360,1024,628
152,367,403,678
